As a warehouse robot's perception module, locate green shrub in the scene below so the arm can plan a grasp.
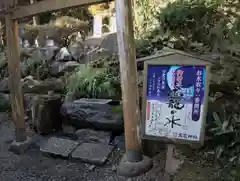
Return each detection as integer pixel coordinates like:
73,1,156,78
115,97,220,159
135,36,164,58
157,0,240,51
158,0,222,47
65,65,121,101
133,0,161,39
24,58,50,80
89,54,120,75
207,99,240,180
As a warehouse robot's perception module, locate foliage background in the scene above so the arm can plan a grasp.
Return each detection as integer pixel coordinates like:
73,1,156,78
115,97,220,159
1,0,240,179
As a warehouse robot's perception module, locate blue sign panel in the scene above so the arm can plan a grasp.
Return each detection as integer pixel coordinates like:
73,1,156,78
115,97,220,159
145,65,206,141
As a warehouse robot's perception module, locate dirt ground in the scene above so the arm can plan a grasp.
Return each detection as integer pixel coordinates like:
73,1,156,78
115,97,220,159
172,146,220,181
173,158,216,181
0,112,221,181
0,113,166,181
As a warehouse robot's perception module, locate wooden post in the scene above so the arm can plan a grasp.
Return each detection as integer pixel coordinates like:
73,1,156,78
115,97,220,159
164,144,175,181
5,2,26,142
116,0,152,177
116,0,142,162
164,144,183,181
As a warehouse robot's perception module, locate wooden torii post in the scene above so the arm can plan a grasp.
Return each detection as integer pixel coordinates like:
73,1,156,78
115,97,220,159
2,0,152,176
4,0,26,143
115,0,152,177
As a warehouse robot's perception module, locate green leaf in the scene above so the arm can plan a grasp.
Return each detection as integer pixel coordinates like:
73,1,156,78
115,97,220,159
216,145,224,158
222,119,229,132
213,112,222,126
229,156,237,163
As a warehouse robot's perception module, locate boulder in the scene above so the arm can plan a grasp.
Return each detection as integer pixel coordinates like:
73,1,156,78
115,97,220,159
112,134,125,149
50,61,80,77
24,94,63,135
84,48,113,64
68,42,85,62
62,124,77,137
55,47,72,62
60,100,123,132
0,76,64,93
40,46,60,61
84,36,103,48
20,61,28,77
22,76,64,93
100,32,118,53
21,48,46,62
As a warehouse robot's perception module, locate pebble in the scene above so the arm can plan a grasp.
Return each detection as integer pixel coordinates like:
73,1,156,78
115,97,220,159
87,165,96,172
111,165,117,172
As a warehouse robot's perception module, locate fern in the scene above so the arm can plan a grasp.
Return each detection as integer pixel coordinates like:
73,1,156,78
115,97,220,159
65,65,120,101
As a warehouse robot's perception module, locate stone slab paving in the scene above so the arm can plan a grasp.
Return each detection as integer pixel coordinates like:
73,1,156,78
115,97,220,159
40,137,79,158
75,129,111,144
0,113,166,181
71,142,115,165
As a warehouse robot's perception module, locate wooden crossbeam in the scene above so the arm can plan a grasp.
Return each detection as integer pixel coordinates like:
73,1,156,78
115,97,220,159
12,0,113,20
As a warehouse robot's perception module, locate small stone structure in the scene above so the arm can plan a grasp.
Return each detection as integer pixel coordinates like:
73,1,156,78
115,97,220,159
60,99,123,133
24,93,63,135
92,4,116,37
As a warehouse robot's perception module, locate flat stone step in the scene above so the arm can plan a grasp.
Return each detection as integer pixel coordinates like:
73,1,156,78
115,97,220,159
74,98,113,105
40,137,79,158
70,142,115,165
75,129,111,144
60,102,123,132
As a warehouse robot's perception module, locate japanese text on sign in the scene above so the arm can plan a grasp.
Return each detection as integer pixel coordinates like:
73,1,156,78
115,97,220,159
145,65,207,142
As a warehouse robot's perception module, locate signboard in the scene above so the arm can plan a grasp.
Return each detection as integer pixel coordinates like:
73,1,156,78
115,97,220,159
141,52,210,144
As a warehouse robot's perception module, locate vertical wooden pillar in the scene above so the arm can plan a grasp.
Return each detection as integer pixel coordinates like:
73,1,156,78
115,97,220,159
116,0,142,162
5,4,26,142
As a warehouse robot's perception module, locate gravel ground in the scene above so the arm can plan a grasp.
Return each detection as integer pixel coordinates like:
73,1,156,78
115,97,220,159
0,113,165,181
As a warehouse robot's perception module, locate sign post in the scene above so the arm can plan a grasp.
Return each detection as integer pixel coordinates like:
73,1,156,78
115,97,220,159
141,51,211,179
